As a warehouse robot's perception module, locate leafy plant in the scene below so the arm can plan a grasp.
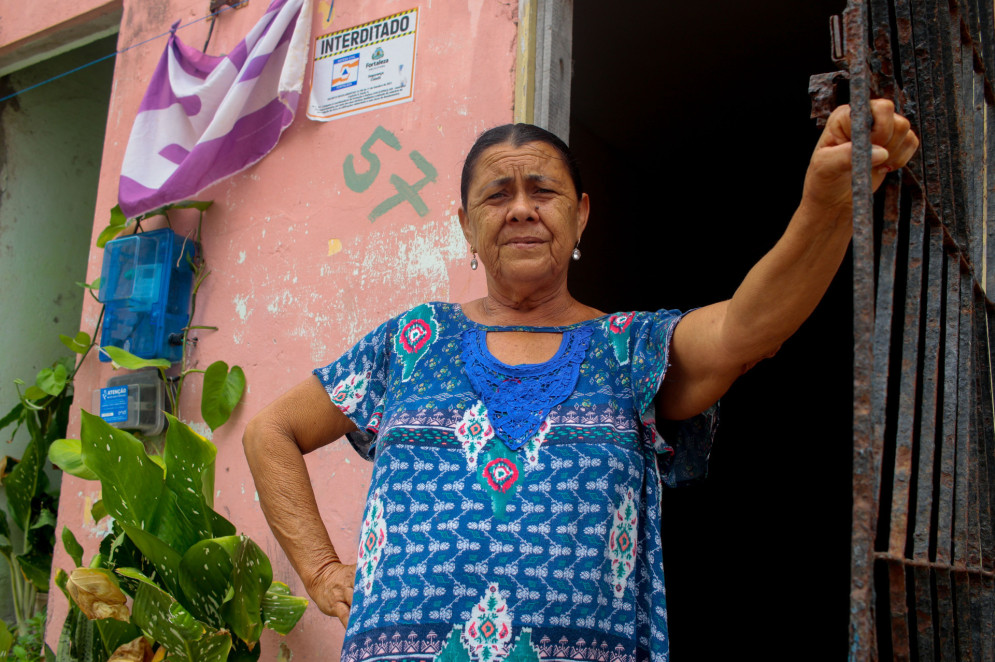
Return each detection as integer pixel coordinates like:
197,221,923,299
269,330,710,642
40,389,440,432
0,200,254,657
51,413,307,661
0,353,76,640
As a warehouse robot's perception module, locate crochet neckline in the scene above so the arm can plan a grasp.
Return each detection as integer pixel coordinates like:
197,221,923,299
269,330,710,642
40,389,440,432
460,321,594,451
454,303,607,334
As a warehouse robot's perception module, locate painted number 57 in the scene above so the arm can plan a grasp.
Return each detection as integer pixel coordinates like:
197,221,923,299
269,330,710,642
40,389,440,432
343,126,438,222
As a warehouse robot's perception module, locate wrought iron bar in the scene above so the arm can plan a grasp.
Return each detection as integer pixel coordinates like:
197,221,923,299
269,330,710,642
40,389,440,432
846,0,878,656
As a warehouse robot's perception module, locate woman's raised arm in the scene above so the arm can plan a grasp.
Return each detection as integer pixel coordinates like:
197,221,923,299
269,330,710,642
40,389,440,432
242,375,359,627
658,99,920,421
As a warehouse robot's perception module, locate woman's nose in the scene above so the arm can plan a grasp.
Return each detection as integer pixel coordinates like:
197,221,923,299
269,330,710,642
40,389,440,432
506,192,537,222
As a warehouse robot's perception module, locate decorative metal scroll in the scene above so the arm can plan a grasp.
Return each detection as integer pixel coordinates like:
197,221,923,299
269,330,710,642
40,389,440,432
810,0,995,659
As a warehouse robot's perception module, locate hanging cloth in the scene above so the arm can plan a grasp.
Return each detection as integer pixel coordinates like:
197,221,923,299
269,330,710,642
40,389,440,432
118,0,312,218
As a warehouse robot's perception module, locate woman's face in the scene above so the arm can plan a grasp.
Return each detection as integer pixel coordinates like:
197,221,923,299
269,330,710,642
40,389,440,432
458,141,589,291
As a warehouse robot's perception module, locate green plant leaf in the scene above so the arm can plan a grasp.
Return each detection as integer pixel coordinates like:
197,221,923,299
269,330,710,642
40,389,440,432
49,438,99,481
96,224,127,248
118,523,184,601
0,512,10,555
16,549,52,591
59,331,92,355
91,499,107,523
30,507,57,530
178,536,239,627
131,579,232,662
76,276,101,291
22,386,48,402
99,346,171,370
0,404,23,434
109,204,127,227
164,413,218,512
200,362,245,432
115,566,158,587
261,581,308,635
148,454,165,472
5,436,43,532
0,620,13,656
36,364,68,397
80,411,166,532
220,536,272,647
96,206,130,249
208,509,236,538
63,527,84,568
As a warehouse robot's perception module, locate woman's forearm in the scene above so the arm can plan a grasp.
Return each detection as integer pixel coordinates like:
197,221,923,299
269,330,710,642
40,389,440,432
721,197,853,361
243,415,343,591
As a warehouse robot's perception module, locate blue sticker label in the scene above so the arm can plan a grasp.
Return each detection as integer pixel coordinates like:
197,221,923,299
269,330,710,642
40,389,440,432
99,385,129,423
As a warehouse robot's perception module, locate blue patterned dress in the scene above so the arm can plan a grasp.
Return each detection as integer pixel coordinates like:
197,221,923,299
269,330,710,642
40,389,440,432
313,303,715,662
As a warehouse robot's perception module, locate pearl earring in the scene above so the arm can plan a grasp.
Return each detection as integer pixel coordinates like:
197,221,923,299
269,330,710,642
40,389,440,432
571,244,582,261
470,251,478,270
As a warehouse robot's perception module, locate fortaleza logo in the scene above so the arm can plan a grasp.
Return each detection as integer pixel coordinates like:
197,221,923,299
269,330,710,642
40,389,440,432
366,47,388,69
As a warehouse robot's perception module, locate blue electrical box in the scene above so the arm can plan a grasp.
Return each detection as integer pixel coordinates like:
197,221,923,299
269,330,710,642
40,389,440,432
98,228,195,364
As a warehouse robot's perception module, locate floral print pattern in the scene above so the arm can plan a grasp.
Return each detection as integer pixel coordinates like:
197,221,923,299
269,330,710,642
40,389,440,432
454,401,494,470
462,584,514,662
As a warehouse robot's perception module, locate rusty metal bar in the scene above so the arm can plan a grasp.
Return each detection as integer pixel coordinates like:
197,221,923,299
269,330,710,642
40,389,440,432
989,105,995,297
937,0,971,248
892,0,923,170
873,175,907,659
953,269,975,660
888,179,928,661
846,0,878,657
921,1,963,244
934,256,961,660
978,301,995,662
913,216,944,660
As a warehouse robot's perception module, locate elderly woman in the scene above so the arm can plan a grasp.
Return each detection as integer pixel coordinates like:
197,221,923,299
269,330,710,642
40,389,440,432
243,101,918,662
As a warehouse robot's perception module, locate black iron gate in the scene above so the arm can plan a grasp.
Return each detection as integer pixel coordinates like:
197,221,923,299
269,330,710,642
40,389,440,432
812,0,995,659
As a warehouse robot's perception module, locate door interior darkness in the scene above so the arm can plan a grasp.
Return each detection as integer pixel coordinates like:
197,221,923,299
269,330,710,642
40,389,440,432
569,2,849,658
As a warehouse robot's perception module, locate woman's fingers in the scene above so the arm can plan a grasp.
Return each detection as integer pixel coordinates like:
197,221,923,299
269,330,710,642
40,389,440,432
310,561,357,628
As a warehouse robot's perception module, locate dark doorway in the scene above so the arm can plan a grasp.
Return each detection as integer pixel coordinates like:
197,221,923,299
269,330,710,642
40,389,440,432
569,3,851,659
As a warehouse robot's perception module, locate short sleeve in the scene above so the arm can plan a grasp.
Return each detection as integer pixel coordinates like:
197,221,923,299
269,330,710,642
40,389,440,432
312,318,394,461
629,309,718,488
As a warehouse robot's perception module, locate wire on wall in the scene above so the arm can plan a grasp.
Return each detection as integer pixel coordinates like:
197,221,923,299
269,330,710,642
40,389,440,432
0,0,249,105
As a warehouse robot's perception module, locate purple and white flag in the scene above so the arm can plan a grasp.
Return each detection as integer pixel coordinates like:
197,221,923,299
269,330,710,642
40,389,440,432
119,0,312,218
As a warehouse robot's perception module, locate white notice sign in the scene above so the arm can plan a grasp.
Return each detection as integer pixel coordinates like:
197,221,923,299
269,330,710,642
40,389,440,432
307,8,418,121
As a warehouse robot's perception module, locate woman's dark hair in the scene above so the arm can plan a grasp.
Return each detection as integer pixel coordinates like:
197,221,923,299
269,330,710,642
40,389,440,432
460,124,584,209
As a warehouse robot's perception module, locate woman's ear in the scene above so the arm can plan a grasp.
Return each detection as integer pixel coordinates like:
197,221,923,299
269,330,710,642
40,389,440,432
576,192,590,240
458,207,474,244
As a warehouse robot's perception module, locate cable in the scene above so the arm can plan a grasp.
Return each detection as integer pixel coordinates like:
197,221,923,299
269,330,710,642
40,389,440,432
0,0,249,105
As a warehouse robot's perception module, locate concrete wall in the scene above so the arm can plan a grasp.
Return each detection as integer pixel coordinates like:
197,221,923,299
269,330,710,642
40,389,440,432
0,0,516,658
0,36,116,624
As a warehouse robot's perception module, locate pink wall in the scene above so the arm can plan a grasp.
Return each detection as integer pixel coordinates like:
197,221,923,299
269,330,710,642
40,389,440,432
39,0,515,657
0,0,120,60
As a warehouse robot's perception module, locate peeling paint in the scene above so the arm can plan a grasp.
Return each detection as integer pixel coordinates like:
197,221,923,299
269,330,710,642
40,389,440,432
238,251,246,264
233,294,250,321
